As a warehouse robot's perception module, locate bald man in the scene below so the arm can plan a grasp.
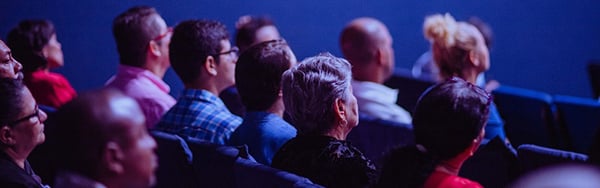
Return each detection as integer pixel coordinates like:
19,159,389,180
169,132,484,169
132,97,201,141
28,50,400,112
340,17,412,124
52,88,157,188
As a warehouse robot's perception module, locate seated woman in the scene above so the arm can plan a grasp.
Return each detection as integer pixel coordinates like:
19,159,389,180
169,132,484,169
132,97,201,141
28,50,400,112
423,13,505,143
0,78,48,187
7,19,76,109
271,53,377,188
377,77,490,188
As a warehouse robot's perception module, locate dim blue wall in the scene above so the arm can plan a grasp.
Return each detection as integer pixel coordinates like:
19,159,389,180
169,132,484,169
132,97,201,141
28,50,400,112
1,0,599,98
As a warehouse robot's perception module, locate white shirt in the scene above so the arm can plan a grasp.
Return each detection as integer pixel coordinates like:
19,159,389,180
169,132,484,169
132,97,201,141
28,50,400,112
351,80,412,124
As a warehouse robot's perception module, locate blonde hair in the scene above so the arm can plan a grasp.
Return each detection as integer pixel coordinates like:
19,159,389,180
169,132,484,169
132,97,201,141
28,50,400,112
423,13,480,81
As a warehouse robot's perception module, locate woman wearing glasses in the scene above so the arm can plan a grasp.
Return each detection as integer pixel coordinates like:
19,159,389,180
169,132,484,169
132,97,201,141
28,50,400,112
0,78,48,187
7,19,76,109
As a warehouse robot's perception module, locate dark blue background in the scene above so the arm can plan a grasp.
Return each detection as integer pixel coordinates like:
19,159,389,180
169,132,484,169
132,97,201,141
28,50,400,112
1,0,599,98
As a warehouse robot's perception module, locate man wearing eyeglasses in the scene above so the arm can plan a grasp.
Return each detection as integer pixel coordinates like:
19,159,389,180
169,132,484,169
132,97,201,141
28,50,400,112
155,20,242,145
105,6,175,129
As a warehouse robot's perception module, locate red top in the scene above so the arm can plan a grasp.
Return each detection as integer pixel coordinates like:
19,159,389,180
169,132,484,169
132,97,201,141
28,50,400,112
25,70,77,108
424,170,483,188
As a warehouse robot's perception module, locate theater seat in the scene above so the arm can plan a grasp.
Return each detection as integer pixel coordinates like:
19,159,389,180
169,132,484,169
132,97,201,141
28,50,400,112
347,114,414,167
151,131,197,188
491,85,558,148
517,144,588,175
383,68,436,114
553,95,600,153
234,157,323,188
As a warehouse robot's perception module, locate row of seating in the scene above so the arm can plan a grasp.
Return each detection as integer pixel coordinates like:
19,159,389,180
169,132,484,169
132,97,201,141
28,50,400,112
151,131,323,188
384,68,600,153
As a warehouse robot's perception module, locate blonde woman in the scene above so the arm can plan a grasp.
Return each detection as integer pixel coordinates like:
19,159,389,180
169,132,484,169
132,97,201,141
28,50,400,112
424,13,506,144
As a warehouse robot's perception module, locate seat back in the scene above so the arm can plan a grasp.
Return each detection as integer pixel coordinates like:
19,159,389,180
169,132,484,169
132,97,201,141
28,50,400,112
233,157,324,188
187,139,246,188
384,68,436,114
460,137,519,188
517,144,588,175
586,60,600,98
151,131,197,188
492,85,558,148
347,115,414,167
553,95,600,153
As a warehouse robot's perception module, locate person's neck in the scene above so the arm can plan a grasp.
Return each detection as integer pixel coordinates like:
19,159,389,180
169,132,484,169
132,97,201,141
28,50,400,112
324,126,349,141
184,81,221,97
435,159,462,176
142,62,167,79
353,67,385,84
265,98,285,118
461,68,480,85
3,148,27,169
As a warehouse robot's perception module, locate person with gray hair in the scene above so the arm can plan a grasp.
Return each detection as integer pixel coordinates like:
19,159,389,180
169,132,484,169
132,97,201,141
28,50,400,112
271,53,377,188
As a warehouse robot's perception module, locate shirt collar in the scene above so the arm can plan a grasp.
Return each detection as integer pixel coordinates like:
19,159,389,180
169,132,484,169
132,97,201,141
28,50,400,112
117,65,171,93
180,88,225,107
351,80,399,103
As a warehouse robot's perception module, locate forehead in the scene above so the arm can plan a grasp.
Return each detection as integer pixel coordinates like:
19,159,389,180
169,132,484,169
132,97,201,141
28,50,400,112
0,41,9,55
219,39,231,50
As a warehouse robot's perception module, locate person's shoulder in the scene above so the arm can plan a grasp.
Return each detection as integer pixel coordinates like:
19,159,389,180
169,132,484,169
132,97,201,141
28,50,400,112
439,175,483,188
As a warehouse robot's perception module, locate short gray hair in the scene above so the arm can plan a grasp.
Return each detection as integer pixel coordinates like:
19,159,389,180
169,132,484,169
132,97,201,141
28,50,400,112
281,52,353,135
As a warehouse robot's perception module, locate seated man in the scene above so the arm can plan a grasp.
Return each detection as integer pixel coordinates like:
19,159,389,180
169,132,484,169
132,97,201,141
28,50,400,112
105,6,175,128
156,20,242,145
52,88,157,188
340,17,412,124
0,40,23,80
228,39,297,165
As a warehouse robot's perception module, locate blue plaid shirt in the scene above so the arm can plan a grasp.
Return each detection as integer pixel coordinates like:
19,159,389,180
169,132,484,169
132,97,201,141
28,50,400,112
156,89,242,145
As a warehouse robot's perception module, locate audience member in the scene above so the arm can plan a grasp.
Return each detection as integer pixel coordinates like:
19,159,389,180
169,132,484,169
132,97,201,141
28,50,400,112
52,88,157,188
0,40,24,79
7,19,77,109
423,13,506,144
413,16,499,92
156,20,242,145
105,6,175,128
340,17,412,124
272,53,377,188
228,39,297,165
377,77,490,188
221,15,282,117
0,78,48,188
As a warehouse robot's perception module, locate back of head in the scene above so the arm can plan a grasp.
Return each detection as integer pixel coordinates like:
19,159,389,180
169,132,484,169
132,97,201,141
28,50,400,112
235,39,294,111
113,6,161,67
339,17,385,66
378,77,490,188
423,13,481,80
281,52,352,135
235,16,276,52
7,19,55,73
0,78,26,132
169,19,229,84
413,77,490,160
52,88,144,180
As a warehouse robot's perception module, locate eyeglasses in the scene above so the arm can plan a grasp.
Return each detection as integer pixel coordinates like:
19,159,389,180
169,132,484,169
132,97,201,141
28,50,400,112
8,105,40,127
153,27,173,41
212,46,239,57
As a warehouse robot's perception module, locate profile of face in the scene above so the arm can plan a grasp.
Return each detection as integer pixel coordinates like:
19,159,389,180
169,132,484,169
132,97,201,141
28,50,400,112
215,40,238,91
151,14,172,69
0,41,23,79
6,88,47,151
254,25,280,46
344,86,359,128
460,23,490,73
116,97,158,188
43,34,64,68
378,25,395,79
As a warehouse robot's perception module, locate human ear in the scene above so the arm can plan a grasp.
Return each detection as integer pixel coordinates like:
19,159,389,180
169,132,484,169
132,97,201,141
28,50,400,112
334,98,347,125
103,141,125,174
204,56,218,76
147,40,162,57
469,50,480,67
0,126,14,145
